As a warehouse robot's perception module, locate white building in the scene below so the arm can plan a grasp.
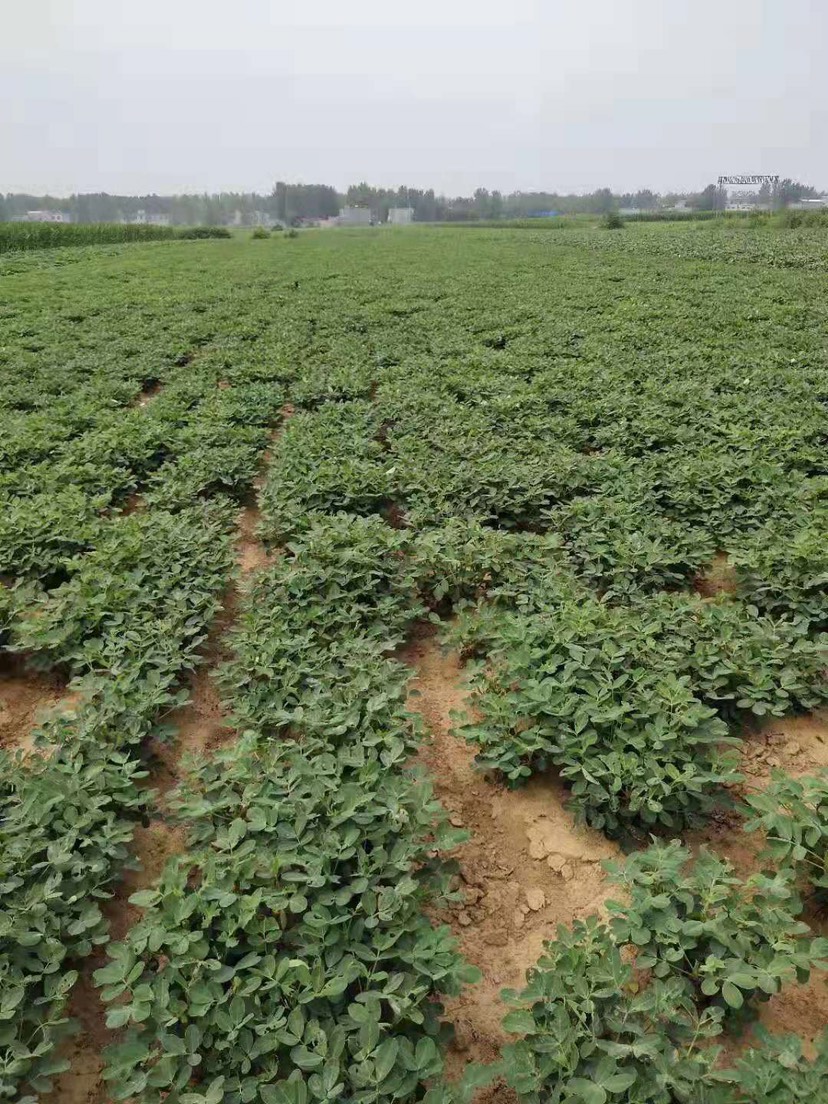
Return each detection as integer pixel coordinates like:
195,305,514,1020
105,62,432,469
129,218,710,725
23,210,69,222
339,206,373,226
133,210,171,226
388,207,414,225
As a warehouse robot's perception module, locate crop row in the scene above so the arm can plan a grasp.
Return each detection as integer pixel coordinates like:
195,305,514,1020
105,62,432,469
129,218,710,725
0,502,236,1100
4,224,828,1097
499,836,828,1103
90,513,478,1104
256,388,828,838
1,249,298,1098
0,222,231,253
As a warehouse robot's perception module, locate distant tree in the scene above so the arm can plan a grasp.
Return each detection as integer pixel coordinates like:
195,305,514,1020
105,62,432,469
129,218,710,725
633,189,658,209
590,187,615,214
776,178,819,206
202,196,225,225
0,194,7,222
472,187,490,216
691,183,724,211
273,181,288,222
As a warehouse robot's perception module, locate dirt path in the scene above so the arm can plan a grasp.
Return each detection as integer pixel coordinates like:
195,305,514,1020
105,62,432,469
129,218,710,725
400,625,620,1100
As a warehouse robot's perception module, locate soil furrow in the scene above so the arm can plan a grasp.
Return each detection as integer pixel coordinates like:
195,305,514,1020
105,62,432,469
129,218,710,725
400,624,620,1100
44,411,291,1104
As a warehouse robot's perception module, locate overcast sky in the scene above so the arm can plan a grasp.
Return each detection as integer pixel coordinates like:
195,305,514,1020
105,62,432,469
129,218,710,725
2,0,826,196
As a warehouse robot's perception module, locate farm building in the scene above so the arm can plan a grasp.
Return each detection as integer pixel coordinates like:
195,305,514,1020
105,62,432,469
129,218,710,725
133,210,171,226
388,207,414,225
20,210,70,222
339,206,373,226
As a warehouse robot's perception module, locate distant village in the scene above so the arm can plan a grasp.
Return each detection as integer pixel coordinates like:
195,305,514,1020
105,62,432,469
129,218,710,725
7,177,826,227
15,205,416,227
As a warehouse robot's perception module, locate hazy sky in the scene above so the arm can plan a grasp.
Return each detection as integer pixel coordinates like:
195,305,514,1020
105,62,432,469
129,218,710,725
3,0,826,196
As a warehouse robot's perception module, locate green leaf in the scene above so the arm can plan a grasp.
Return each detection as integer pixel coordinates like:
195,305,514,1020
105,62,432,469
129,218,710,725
566,1077,607,1104
502,1009,538,1035
374,1038,399,1081
722,981,743,1009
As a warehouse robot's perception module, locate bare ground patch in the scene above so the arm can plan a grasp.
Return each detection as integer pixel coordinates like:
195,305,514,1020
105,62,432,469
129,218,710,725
0,655,76,756
694,552,738,598
692,707,828,865
743,708,828,779
133,378,162,408
119,491,146,516
400,625,619,1100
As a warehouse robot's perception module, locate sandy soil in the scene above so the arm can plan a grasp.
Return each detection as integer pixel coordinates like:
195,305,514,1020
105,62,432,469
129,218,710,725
402,623,828,1096
0,655,75,756
400,626,620,1100
694,552,738,598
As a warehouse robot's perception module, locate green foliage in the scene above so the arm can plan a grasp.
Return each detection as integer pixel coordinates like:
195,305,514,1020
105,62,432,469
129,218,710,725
0,498,237,1100
0,245,288,1098
94,735,473,1104
0,744,148,1099
5,218,828,1097
602,211,625,230
499,916,724,1103
12,503,234,687
500,846,828,1102
775,208,828,229
0,221,176,253
222,514,424,746
454,582,827,834
250,226,271,239
259,404,393,540
605,841,828,1015
176,226,232,239
732,518,828,627
94,510,476,1103
0,222,234,253
716,1029,828,1102
0,486,107,577
745,771,828,897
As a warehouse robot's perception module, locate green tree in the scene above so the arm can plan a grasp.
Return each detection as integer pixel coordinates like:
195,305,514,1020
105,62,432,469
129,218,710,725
634,189,658,209
777,178,819,206
590,187,615,214
272,181,288,222
691,183,723,211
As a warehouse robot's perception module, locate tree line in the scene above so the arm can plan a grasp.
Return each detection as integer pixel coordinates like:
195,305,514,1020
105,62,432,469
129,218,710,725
0,179,821,225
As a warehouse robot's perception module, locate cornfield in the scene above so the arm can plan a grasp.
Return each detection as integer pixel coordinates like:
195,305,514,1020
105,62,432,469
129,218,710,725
0,222,231,253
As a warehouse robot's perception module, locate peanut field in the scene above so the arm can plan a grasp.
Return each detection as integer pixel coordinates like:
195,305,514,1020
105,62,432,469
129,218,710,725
2,221,828,1103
